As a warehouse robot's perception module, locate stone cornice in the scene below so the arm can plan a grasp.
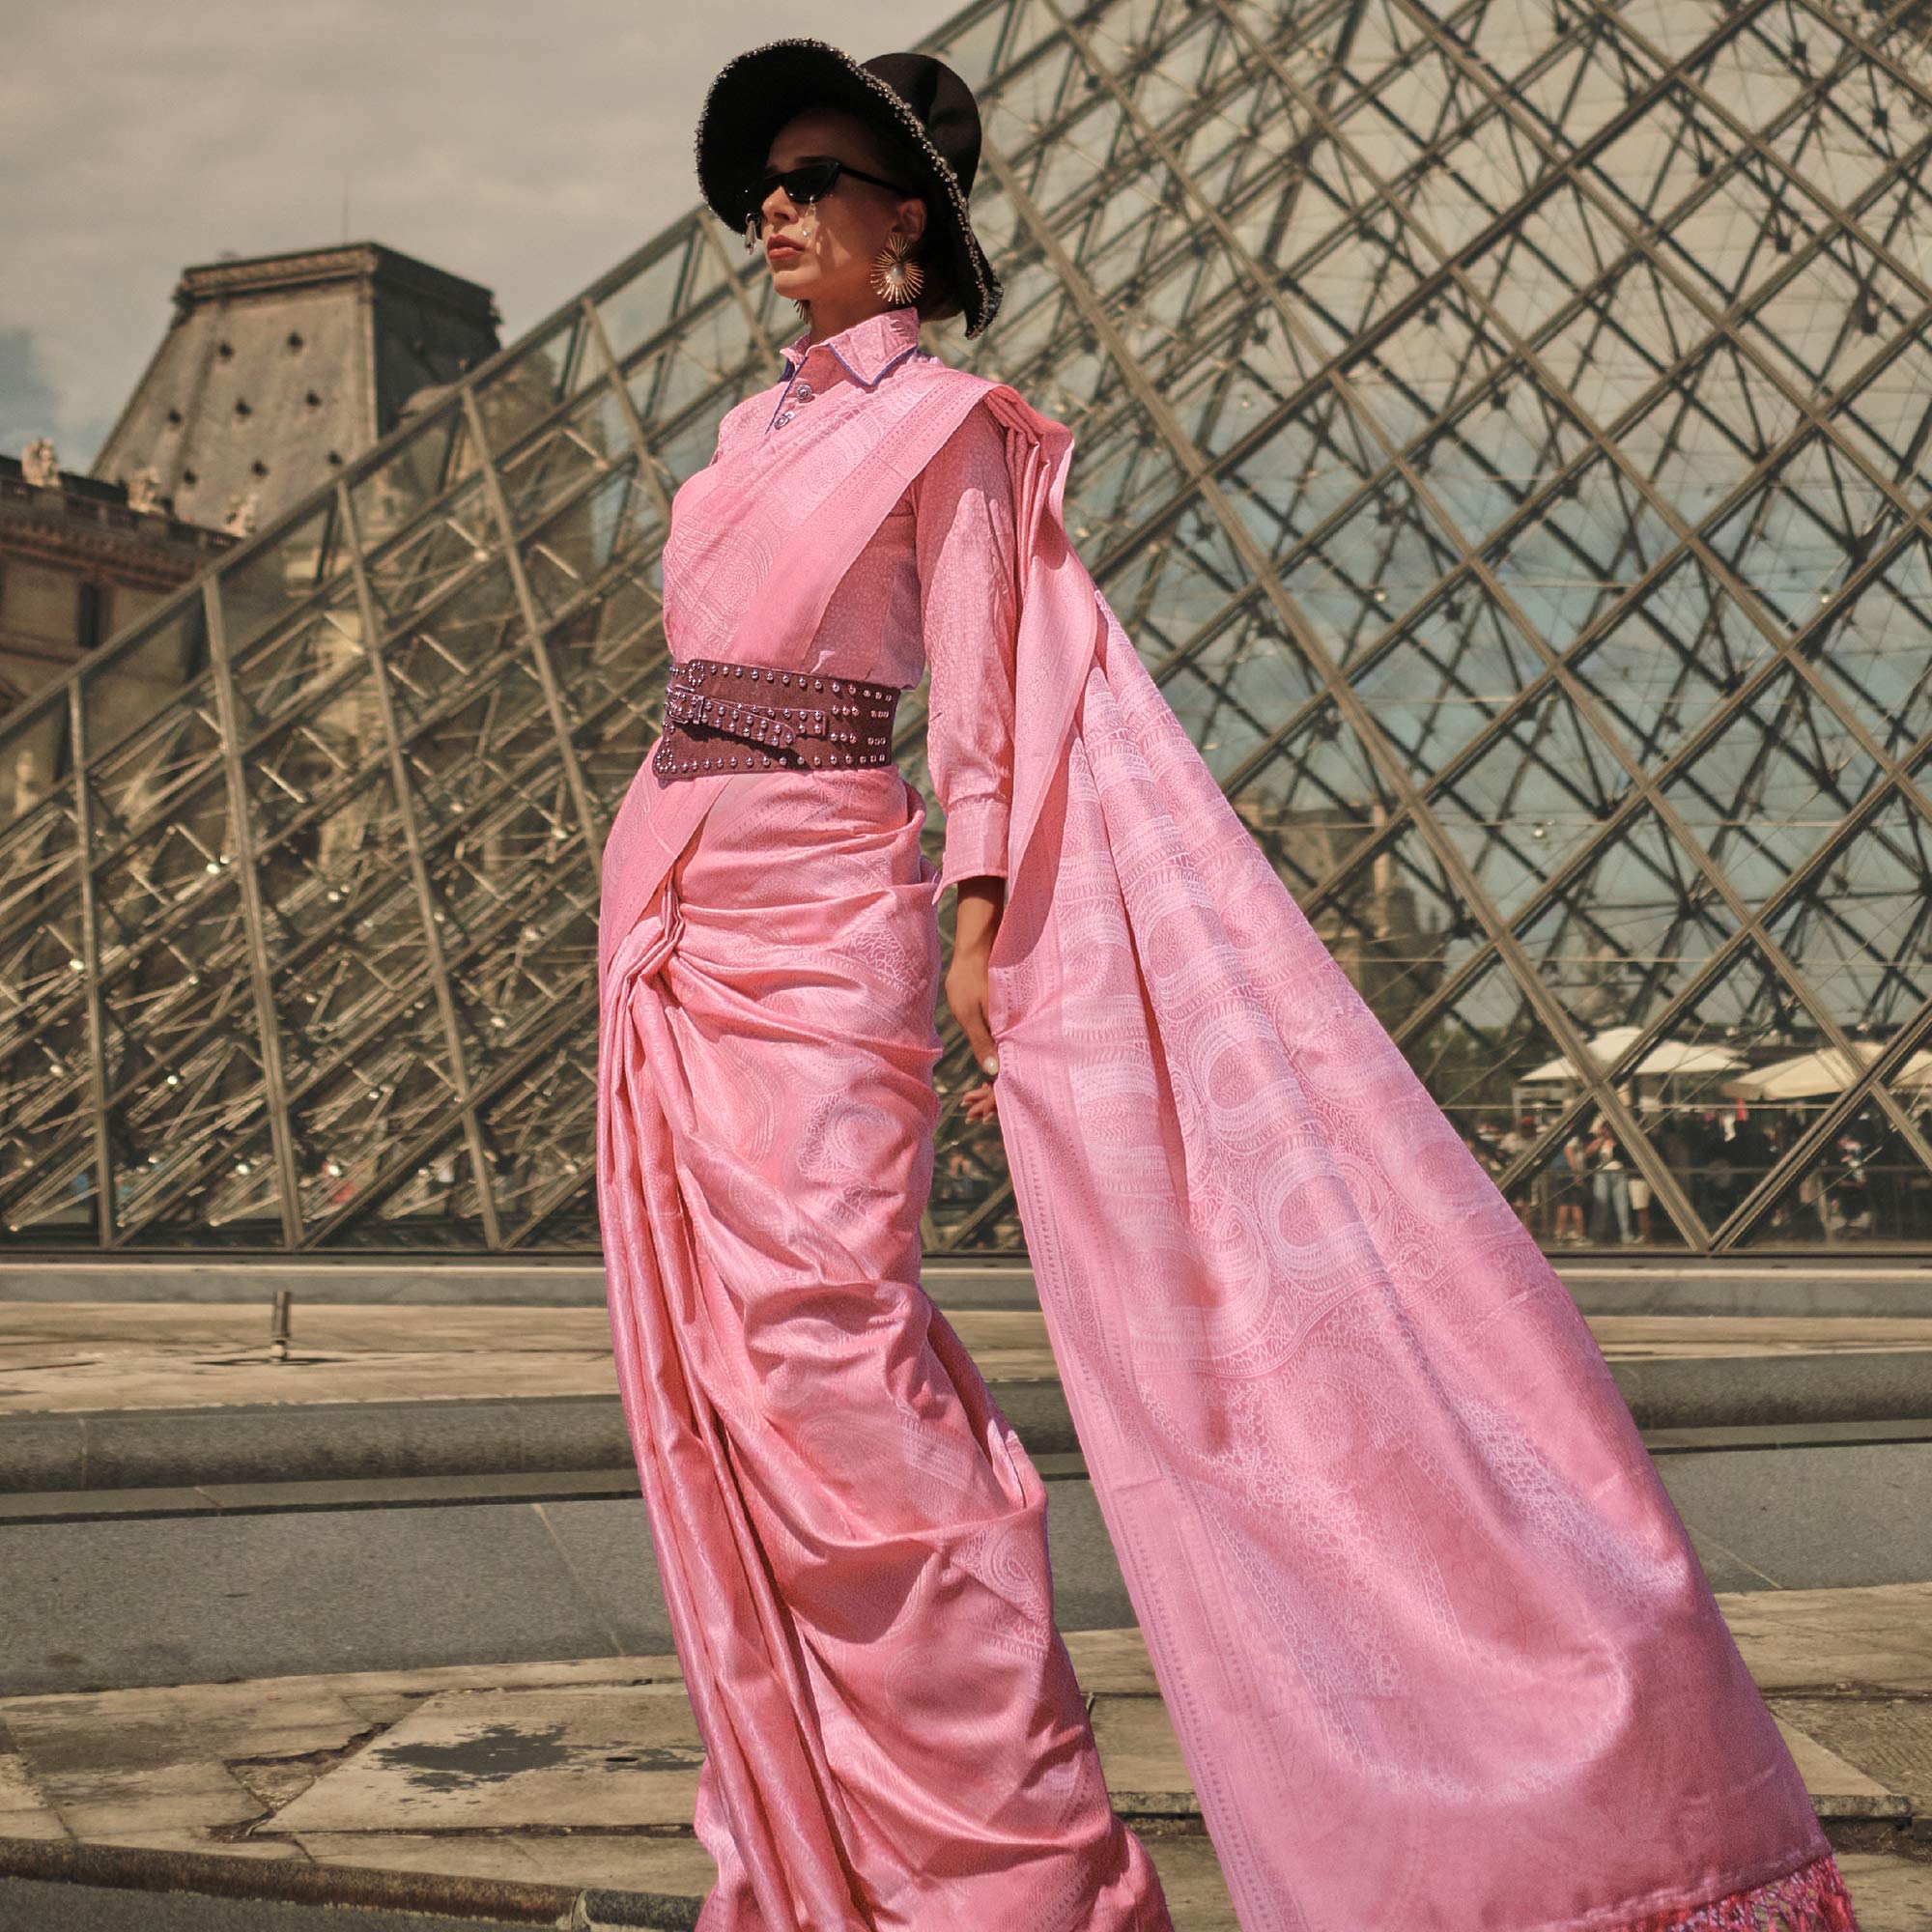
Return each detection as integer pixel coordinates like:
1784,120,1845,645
174,242,499,327
0,486,234,587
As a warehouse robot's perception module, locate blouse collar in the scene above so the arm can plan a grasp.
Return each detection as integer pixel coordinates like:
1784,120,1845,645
779,304,923,390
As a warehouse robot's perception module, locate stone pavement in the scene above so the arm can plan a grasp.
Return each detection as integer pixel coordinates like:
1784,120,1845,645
1,1588,1928,1930
4,1302,1929,1415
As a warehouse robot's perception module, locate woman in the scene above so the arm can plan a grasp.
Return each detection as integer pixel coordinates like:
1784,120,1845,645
596,37,1860,1932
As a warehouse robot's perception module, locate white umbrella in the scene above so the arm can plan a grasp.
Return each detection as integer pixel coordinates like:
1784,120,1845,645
1721,1041,1932,1099
1519,1025,1740,1085
1630,1039,1745,1077
1518,1025,1643,1085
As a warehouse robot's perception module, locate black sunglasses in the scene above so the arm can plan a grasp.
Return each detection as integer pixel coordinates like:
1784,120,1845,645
745,158,916,228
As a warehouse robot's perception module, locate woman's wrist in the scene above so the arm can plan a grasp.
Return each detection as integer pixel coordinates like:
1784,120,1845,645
952,874,1006,954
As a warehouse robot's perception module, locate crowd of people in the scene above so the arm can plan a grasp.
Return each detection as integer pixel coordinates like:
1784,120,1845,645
1463,1104,1910,1245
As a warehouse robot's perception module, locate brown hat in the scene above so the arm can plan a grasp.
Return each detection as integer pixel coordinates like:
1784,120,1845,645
694,38,1004,337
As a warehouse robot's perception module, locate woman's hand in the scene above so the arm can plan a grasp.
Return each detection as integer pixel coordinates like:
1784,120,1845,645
946,875,1006,1122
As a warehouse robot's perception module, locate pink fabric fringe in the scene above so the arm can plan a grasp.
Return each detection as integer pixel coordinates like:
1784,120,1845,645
1621,1852,1858,1932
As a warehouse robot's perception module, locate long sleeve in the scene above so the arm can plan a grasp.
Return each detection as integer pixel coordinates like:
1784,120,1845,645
913,399,1020,892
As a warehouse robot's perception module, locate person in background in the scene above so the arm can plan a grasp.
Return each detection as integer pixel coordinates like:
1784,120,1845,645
1552,1124,1589,1244
1588,1118,1634,1244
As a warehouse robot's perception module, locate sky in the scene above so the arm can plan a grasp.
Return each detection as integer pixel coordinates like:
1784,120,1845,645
1,2,920,467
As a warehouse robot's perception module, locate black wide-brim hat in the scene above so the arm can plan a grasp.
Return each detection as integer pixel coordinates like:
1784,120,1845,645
694,38,1004,338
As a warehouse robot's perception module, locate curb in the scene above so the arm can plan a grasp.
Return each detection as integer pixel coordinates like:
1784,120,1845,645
0,1380,1080,1494
0,1834,701,1928
5,1262,1931,1316
0,1263,1039,1310
3,1355,1931,1494
1607,1350,1932,1430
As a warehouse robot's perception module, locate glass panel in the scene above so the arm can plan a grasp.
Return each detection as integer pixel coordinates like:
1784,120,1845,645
1510,1115,1690,1254
116,1111,284,1250
225,588,368,740
76,599,213,777
494,385,626,540
351,402,466,551
330,1139,496,1250
359,473,497,626
0,688,72,847
1732,1081,1932,1250
470,328,574,456
1757,791,1932,1038
1236,699,1395,900
472,1029,600,1239
1816,531,1932,753
594,241,698,373
216,500,339,658
0,988,97,1239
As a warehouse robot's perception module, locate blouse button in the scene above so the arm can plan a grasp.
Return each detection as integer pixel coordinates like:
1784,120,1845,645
792,381,813,402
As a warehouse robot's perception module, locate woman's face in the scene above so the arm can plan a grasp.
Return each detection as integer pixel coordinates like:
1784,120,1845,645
756,105,928,322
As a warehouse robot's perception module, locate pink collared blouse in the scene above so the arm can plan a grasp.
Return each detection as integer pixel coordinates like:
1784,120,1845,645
710,305,1019,893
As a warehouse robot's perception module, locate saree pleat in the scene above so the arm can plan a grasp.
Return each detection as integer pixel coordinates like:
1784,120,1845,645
596,766,1171,1932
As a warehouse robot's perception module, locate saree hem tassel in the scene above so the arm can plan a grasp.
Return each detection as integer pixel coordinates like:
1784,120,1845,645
1615,1851,1857,1932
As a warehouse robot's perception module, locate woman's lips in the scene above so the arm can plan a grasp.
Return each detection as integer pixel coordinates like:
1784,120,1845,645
766,238,804,258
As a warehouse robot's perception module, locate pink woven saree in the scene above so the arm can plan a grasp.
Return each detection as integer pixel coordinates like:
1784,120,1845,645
597,362,1860,1932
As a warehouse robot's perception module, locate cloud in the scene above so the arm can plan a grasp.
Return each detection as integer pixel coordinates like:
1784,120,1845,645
0,327,62,457
0,1,921,466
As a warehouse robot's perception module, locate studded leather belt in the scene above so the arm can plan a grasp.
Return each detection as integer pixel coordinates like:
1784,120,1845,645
652,654,903,781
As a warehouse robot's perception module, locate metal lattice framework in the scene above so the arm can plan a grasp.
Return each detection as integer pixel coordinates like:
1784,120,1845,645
8,0,1932,1253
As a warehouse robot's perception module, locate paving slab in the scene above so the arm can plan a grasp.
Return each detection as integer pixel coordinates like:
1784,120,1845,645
1,1680,371,1776
0,1497,676,1696
1722,1583,1932,1692
0,1261,1037,1310
1659,1443,1932,1591
0,1749,66,1840
1140,1834,1238,1930
78,1829,301,1861
1770,1698,1932,1808
29,1758,264,1839
270,1687,703,1834
1062,1626,1163,1696
1089,1694,1196,1815
11,1453,1932,1702
4,1259,1931,1319
1768,1718,1908,1817
1836,1854,1932,1932
0,1875,584,1932
0,1304,1058,1414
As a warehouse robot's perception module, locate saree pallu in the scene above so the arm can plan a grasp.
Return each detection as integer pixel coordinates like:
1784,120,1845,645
596,764,1169,1931
991,586,1856,1932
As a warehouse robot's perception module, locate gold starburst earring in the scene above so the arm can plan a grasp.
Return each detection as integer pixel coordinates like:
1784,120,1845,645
870,232,923,307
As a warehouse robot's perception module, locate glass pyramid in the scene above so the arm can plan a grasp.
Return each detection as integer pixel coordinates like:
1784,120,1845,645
7,0,1932,1254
